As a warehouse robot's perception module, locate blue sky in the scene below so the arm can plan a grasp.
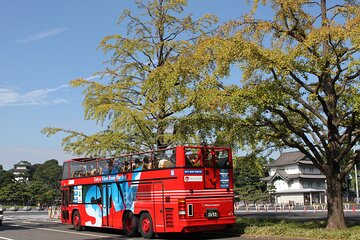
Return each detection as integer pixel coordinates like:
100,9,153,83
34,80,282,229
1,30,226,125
0,0,255,170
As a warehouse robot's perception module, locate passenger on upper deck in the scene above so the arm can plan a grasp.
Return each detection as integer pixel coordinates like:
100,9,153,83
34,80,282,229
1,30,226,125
158,158,175,168
143,156,150,170
121,161,131,172
132,158,141,170
112,160,121,173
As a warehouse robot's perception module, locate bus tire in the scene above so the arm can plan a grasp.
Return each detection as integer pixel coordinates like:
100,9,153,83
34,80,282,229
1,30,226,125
139,212,154,239
123,211,139,237
72,211,82,231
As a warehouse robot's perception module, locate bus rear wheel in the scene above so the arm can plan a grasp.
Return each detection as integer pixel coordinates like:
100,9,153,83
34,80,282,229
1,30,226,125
72,211,82,231
123,211,139,237
139,212,154,239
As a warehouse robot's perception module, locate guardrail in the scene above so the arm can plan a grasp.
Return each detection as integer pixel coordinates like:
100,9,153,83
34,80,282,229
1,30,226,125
235,203,358,213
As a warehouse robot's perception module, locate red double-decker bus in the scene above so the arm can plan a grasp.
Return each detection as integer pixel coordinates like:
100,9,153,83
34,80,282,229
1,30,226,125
60,145,235,238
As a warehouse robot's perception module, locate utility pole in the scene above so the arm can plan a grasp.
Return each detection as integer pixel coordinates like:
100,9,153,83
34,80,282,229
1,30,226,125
355,150,360,204
355,164,359,204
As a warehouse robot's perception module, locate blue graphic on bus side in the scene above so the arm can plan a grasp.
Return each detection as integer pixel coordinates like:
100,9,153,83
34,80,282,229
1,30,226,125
83,171,142,221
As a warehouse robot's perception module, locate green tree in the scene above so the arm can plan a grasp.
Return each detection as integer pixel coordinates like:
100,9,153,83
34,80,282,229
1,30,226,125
175,0,360,229
233,155,268,203
32,160,61,205
0,182,28,205
42,0,217,156
33,159,61,186
0,169,13,188
26,181,52,205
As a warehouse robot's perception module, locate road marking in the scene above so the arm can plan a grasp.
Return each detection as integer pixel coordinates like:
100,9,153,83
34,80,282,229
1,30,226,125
37,228,111,238
0,237,15,240
8,225,20,227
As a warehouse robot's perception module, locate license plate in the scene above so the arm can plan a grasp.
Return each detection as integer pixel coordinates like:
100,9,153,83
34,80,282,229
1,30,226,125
206,209,219,218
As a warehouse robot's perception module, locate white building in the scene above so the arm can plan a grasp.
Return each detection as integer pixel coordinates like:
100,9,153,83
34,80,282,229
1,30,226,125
261,151,327,206
13,160,31,182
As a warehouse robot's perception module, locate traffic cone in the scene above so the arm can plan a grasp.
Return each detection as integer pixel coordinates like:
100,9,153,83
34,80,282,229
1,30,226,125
353,205,356,214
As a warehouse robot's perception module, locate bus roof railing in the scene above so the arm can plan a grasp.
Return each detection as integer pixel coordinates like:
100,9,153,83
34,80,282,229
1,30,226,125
65,145,231,163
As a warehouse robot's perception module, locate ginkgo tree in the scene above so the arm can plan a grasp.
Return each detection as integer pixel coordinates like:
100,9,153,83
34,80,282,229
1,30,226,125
42,0,217,156
159,0,360,230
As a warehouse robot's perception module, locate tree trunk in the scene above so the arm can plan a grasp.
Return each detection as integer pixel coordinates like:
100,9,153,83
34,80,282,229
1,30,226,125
326,175,346,229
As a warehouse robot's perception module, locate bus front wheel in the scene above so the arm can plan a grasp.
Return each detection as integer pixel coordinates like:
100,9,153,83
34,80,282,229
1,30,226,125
123,211,139,237
139,212,154,239
72,211,82,231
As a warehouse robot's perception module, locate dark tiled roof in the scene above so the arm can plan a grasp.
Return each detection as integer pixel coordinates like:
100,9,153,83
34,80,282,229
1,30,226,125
266,151,306,167
14,160,31,166
261,169,326,183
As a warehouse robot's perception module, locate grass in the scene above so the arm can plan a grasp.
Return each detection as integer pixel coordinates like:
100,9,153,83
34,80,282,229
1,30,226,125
233,218,360,240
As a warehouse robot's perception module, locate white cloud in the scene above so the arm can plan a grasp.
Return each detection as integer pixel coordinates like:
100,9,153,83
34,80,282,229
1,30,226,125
17,27,67,44
0,85,69,107
85,73,110,81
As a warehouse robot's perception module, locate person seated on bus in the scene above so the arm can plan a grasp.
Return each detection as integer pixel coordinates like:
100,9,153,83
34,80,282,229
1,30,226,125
102,162,110,175
102,159,113,174
185,155,194,167
90,168,98,176
132,158,141,170
194,148,211,167
72,170,81,178
152,156,161,169
86,164,95,176
189,152,201,167
77,165,86,177
169,154,176,165
158,158,175,168
112,160,121,174
121,161,131,172
216,151,229,168
101,159,113,175
142,156,150,170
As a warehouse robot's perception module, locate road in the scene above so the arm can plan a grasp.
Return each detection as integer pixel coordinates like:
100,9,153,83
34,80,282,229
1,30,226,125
3,209,359,240
0,211,243,240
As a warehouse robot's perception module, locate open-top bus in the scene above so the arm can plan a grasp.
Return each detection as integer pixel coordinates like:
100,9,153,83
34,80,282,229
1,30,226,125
61,145,235,238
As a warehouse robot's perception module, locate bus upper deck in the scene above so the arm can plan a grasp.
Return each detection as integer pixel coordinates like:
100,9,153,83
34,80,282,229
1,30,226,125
62,145,232,179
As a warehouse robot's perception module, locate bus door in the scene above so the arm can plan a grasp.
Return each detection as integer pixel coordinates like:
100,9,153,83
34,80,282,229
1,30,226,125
61,187,70,223
102,184,113,227
152,182,165,232
203,148,216,189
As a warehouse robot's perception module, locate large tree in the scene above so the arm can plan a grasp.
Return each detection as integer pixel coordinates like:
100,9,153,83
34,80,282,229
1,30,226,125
42,0,217,156
163,0,360,229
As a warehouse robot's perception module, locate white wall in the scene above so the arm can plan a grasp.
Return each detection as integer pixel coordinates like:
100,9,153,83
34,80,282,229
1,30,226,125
285,164,300,174
276,194,304,205
273,179,289,191
289,179,302,189
270,164,301,176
